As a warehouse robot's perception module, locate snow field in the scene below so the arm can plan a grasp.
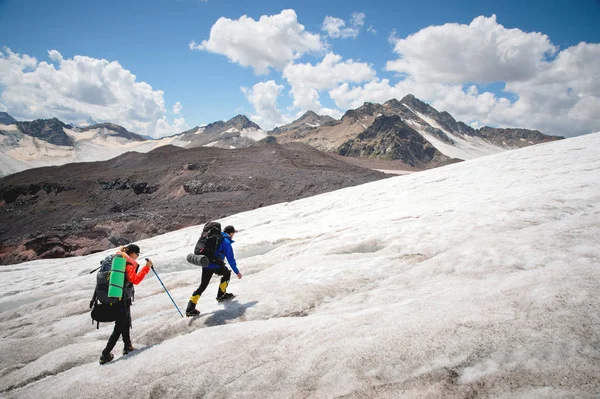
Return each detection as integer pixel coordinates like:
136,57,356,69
0,133,599,398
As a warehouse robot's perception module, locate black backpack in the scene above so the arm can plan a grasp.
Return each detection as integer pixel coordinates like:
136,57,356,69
89,255,120,329
194,222,224,265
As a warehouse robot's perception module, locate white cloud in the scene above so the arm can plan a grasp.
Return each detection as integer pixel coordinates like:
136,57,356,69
232,14,597,137
351,13,365,28
155,116,189,137
241,80,293,130
283,53,376,111
388,29,398,45
0,48,187,138
48,49,63,63
173,101,183,115
322,12,365,39
239,53,375,129
386,15,557,84
191,9,325,75
324,15,599,137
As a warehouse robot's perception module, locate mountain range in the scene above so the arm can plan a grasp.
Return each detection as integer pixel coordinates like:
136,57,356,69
0,95,563,177
0,142,387,264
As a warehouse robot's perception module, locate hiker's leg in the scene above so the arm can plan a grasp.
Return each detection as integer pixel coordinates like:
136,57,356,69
187,268,214,312
122,306,132,347
103,306,126,354
104,323,121,355
215,264,231,298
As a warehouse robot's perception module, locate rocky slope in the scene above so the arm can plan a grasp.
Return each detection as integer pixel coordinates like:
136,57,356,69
271,95,563,167
0,141,389,264
271,111,338,135
79,123,147,141
172,115,267,149
15,118,74,146
337,115,447,167
0,112,17,125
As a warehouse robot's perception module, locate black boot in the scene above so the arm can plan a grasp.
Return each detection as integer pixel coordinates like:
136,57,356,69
186,300,200,317
217,292,235,302
123,344,136,355
99,351,114,365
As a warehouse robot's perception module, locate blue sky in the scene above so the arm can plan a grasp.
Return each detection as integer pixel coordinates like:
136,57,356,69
0,0,599,137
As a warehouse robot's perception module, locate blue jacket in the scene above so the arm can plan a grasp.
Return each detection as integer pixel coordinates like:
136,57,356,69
206,232,239,274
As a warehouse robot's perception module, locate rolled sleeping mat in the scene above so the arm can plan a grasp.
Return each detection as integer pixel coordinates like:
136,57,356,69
108,255,126,298
187,253,209,267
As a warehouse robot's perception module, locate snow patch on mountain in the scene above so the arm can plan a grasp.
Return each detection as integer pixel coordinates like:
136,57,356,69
0,125,196,176
403,104,507,160
240,128,267,141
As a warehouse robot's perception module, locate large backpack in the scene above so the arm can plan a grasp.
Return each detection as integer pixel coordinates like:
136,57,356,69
89,255,120,329
193,222,224,265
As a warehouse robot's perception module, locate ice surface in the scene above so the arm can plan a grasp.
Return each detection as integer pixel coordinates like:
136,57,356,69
0,133,599,398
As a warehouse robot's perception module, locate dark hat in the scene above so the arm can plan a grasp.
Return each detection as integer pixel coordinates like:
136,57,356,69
224,225,238,234
126,244,140,255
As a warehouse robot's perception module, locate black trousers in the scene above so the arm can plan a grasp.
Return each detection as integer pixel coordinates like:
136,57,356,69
103,301,131,354
193,264,231,299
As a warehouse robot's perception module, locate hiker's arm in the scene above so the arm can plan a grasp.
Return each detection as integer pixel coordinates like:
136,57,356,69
126,263,151,285
224,244,239,275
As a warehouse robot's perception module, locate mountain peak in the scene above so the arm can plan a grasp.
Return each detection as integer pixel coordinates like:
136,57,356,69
297,110,336,124
342,102,384,121
227,114,261,130
15,118,74,146
81,123,146,141
384,98,402,107
0,112,17,125
299,110,319,119
400,94,424,107
399,94,440,118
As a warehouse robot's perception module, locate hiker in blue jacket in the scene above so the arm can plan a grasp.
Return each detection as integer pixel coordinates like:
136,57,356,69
186,225,242,316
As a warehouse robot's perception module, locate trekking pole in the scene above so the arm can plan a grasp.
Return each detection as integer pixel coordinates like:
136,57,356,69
149,262,184,318
89,265,102,274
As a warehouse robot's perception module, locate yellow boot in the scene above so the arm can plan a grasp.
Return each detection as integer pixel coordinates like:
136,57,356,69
186,295,200,317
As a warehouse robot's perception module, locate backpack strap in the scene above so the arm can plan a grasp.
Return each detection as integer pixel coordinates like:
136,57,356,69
90,285,97,305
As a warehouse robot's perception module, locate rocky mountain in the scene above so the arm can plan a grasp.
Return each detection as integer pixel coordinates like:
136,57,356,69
0,141,389,264
271,111,338,135
15,118,75,146
478,126,558,148
79,123,147,141
172,114,267,149
0,114,271,177
271,94,564,168
338,115,448,167
0,112,17,125
0,120,160,177
1,96,564,177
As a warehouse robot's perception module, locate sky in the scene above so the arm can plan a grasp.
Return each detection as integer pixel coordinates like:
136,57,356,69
0,133,599,397
0,0,599,138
